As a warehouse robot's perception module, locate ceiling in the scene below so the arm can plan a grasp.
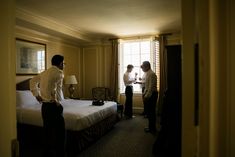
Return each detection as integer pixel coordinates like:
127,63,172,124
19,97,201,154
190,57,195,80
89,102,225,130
16,0,181,43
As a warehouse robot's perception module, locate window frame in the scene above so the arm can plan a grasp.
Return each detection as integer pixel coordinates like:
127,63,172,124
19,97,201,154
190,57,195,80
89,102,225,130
118,37,159,94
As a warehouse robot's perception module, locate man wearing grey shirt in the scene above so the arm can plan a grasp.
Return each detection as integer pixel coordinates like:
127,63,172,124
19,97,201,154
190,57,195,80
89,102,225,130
141,61,158,133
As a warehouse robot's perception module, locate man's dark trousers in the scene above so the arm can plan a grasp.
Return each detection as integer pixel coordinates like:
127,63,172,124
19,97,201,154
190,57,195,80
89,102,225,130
41,102,65,157
146,91,158,131
124,86,133,118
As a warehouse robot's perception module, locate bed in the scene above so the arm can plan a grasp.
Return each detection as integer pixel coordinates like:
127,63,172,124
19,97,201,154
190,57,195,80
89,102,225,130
16,79,118,156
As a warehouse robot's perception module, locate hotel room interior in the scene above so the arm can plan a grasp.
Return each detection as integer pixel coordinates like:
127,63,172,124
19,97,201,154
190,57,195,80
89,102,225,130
1,0,235,157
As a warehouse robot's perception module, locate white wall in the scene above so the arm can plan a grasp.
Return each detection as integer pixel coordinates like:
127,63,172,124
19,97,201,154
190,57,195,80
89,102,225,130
15,27,81,98
184,0,235,157
181,0,197,156
0,0,17,157
80,44,112,99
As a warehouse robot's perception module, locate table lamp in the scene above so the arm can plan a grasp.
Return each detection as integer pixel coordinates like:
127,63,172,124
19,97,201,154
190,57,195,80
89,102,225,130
65,75,78,98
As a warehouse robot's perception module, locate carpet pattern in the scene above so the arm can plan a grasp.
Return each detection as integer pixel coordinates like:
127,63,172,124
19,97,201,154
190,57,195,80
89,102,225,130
77,115,157,157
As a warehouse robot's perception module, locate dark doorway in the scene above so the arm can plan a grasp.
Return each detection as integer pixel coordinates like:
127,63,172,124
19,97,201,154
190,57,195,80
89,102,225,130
166,45,182,157
153,45,182,157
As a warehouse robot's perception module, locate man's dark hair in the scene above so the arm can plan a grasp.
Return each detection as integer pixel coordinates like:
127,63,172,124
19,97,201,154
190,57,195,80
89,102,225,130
127,64,134,69
51,55,64,66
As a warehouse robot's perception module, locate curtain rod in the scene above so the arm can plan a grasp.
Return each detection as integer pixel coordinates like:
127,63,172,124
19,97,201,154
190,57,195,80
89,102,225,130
109,33,174,41
109,35,159,41
158,33,172,36
109,38,119,41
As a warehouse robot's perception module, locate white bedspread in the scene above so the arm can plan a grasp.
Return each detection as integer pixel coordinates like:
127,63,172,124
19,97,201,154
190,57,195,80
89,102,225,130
16,99,117,131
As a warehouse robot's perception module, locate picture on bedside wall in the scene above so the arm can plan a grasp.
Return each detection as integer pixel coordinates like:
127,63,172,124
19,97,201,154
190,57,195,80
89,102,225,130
16,39,46,75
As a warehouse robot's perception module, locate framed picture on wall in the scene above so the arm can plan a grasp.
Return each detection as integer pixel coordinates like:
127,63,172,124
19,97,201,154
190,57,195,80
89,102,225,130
16,38,46,75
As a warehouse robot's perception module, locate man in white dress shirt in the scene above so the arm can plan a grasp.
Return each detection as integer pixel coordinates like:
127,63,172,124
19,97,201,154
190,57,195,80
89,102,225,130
123,64,137,118
141,61,158,133
30,54,65,157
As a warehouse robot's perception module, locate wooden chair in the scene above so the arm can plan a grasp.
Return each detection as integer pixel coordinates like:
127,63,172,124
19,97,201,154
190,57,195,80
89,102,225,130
92,87,123,118
92,87,111,101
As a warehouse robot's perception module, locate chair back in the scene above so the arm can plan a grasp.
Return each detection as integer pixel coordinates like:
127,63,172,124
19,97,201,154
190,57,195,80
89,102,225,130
92,87,111,100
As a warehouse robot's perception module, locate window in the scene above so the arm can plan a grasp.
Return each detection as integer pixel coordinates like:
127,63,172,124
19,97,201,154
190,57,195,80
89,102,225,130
119,37,160,93
37,50,45,73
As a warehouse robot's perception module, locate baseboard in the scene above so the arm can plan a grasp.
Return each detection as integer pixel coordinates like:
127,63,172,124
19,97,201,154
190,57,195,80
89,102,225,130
133,107,143,114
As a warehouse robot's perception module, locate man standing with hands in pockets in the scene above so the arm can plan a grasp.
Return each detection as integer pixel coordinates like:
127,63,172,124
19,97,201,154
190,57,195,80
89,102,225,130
141,61,158,133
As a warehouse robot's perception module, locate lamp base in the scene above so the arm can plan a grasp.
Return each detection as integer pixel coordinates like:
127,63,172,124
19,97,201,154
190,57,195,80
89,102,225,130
68,84,75,98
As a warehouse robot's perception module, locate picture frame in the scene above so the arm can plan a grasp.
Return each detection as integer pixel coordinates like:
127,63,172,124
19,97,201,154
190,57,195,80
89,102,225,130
16,38,46,75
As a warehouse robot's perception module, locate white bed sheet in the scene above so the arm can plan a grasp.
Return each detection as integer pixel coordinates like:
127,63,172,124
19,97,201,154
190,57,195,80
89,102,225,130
16,99,117,131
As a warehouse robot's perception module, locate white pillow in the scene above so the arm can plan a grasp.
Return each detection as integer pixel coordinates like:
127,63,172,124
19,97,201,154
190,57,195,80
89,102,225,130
16,90,40,107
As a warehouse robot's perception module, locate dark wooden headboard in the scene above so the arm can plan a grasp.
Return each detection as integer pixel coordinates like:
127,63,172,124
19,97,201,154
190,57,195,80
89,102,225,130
16,78,31,90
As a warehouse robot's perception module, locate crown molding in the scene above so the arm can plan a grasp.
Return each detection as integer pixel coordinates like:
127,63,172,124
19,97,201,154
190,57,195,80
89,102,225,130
16,8,92,43
79,39,112,47
15,25,85,47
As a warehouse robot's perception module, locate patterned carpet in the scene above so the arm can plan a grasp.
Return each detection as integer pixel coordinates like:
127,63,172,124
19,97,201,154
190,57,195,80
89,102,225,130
77,115,157,157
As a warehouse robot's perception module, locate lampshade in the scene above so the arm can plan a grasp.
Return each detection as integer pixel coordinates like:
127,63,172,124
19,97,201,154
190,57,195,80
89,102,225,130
65,75,78,84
